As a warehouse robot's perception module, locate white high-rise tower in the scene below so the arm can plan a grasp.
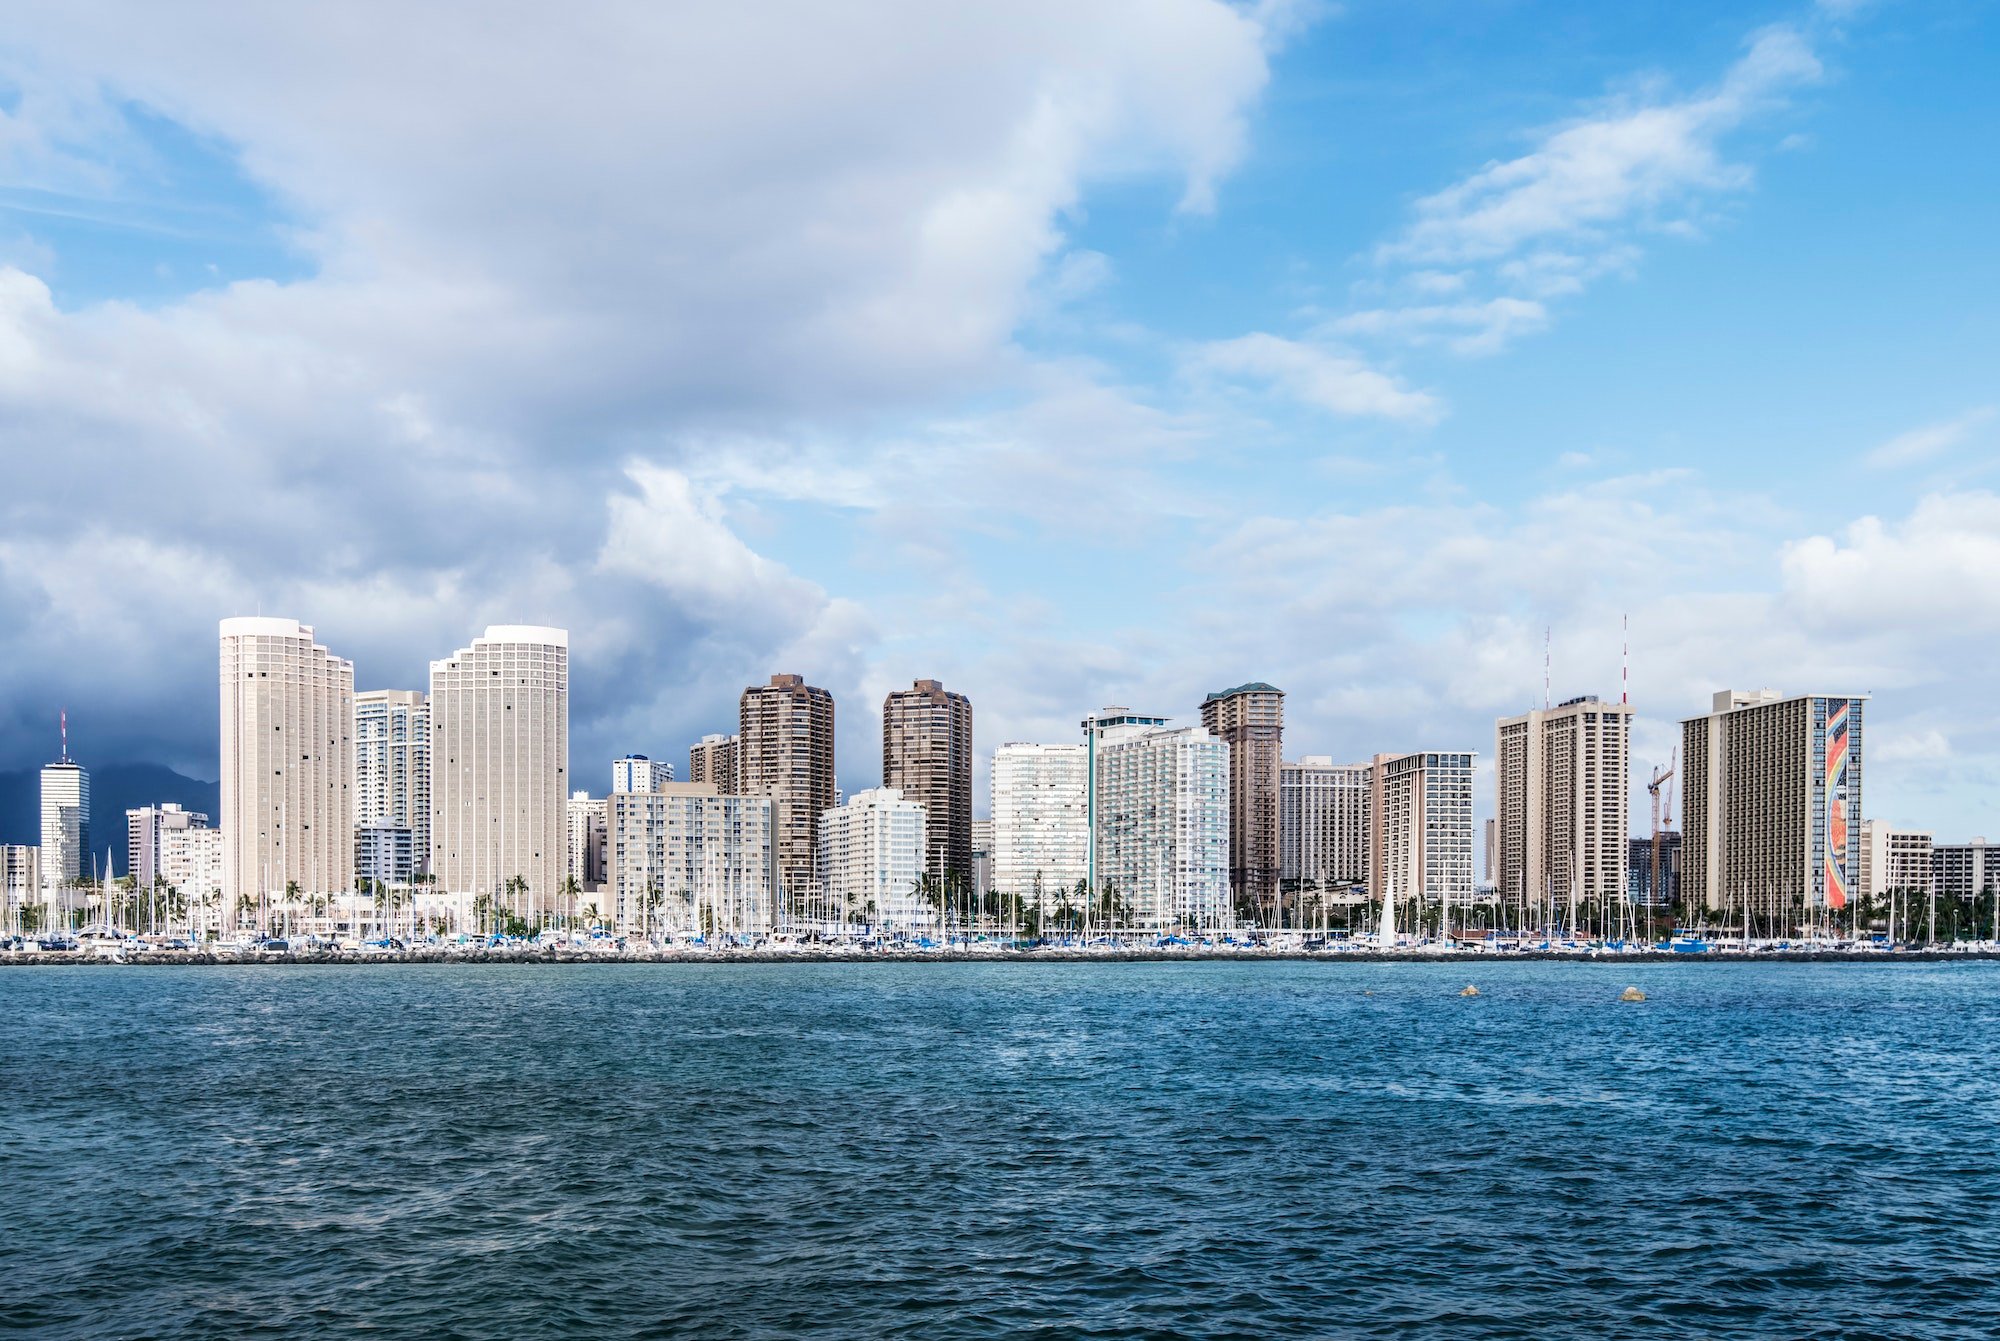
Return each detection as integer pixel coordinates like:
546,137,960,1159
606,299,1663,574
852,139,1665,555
39,714,89,900
430,625,569,913
219,617,356,911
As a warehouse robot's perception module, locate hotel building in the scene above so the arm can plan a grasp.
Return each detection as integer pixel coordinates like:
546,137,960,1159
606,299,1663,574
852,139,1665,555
1934,840,2000,903
354,689,429,886
882,679,973,887
1092,719,1230,928
1370,751,1476,909
818,786,930,933
608,783,777,937
1680,689,1866,915
1494,695,1633,915
218,617,355,907
1279,756,1372,891
738,674,836,918
990,742,1090,909
1201,683,1284,918
430,625,569,910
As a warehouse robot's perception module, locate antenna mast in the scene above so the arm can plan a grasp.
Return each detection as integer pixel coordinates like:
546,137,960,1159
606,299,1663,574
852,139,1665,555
1621,613,1629,706
60,709,68,764
1543,627,1551,711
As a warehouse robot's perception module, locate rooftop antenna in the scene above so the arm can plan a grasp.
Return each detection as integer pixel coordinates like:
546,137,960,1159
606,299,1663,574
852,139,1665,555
60,708,69,764
1543,627,1551,711
1621,613,1629,706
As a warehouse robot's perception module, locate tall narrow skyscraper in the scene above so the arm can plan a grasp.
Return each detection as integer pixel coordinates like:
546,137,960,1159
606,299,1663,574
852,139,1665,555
354,689,430,885
1201,683,1284,918
1494,695,1633,918
881,679,973,886
738,674,836,917
39,724,89,899
219,617,355,908
430,626,569,910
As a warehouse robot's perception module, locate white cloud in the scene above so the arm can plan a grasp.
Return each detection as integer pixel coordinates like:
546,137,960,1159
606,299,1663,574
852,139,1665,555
1865,406,1997,467
0,1,1292,779
1386,26,1820,267
1192,332,1441,421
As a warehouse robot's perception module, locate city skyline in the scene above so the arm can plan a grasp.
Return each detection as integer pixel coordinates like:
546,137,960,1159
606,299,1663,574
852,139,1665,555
1,2,1995,844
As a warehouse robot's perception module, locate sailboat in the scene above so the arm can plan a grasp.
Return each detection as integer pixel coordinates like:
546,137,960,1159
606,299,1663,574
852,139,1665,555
1378,868,1397,951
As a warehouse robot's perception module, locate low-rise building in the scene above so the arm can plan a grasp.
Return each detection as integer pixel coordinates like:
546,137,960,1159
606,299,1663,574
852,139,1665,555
608,783,777,938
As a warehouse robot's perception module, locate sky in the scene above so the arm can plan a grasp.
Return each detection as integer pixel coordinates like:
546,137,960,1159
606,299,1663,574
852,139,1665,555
1,0,1996,841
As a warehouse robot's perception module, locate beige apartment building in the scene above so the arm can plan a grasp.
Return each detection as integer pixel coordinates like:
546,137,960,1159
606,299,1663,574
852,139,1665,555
1494,695,1633,917
608,782,777,937
218,616,355,909
430,625,569,911
688,733,739,794
739,674,836,919
1857,820,1933,900
1201,683,1284,917
1279,756,1372,891
1369,751,1476,910
882,679,973,886
1681,689,1866,915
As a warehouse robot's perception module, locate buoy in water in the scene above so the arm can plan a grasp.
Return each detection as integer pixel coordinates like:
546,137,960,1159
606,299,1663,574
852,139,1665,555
1620,986,1646,1002
1459,984,1480,997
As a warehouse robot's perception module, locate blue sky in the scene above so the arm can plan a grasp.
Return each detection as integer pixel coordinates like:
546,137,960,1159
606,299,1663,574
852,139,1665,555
0,0,1995,841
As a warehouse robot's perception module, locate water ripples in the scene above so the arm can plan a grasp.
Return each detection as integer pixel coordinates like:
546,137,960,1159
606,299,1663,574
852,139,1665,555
3,961,1999,1337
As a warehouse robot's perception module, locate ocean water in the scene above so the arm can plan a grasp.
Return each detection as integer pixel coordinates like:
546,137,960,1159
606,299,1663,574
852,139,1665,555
2,961,1997,1339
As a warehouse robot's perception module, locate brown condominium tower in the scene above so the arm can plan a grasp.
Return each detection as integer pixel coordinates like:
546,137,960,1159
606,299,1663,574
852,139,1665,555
882,679,973,887
738,674,836,912
1201,682,1284,918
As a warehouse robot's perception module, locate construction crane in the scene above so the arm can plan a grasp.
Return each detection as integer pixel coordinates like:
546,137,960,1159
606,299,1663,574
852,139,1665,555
1647,748,1677,910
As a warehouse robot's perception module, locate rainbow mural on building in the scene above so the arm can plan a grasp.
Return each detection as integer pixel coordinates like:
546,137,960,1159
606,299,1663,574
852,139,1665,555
1822,700,1854,910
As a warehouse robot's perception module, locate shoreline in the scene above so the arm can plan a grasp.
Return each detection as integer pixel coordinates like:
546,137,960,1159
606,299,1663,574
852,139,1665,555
5,947,1998,967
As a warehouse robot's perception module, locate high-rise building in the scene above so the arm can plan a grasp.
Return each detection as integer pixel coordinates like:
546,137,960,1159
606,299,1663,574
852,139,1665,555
688,733,739,794
128,803,206,891
1093,720,1230,929
1494,695,1633,916
430,625,569,911
219,617,355,909
39,740,89,899
612,754,673,793
565,791,608,895
1858,820,1933,900
1934,840,1999,903
990,742,1090,909
818,786,930,934
1370,751,1476,909
738,674,835,917
1201,683,1284,917
608,783,777,937
1483,818,1498,888
1681,689,1866,916
1279,756,1372,891
1627,833,1682,908
882,679,973,887
1081,707,1167,893
355,689,429,884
